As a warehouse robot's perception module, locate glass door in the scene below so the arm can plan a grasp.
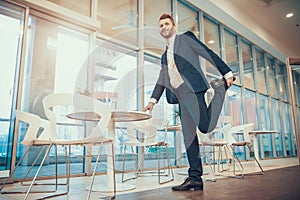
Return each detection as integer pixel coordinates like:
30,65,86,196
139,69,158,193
0,2,25,178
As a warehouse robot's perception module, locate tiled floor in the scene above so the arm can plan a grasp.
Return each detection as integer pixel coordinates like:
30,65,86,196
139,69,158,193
1,157,299,200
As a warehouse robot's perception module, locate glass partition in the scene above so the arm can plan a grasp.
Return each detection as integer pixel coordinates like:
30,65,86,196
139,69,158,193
271,98,284,157
276,61,288,101
94,39,138,167
259,94,273,159
0,1,25,175
228,85,242,126
203,16,221,78
16,15,90,177
281,102,295,156
266,56,278,98
241,39,254,90
177,2,199,35
245,89,257,126
97,0,138,46
224,29,240,84
144,0,171,55
255,48,267,94
292,70,300,105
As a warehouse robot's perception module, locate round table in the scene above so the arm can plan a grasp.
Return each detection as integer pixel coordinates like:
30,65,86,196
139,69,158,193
67,110,151,192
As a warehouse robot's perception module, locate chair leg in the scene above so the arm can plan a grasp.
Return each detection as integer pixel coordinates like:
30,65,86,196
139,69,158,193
215,145,244,179
1,145,61,196
228,145,244,179
87,143,103,200
20,146,50,186
24,144,53,200
246,145,264,175
121,145,127,182
111,143,116,199
35,145,71,200
122,146,138,182
158,144,174,184
203,150,217,182
0,145,33,193
20,145,66,189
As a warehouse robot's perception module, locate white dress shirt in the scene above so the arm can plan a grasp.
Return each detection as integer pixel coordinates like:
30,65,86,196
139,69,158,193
167,34,184,89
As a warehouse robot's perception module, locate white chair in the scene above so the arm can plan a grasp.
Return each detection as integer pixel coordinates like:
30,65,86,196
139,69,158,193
223,123,264,178
121,118,174,184
42,93,115,199
197,116,232,181
0,110,59,199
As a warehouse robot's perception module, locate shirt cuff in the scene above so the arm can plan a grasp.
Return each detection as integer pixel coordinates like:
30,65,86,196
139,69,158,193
149,98,157,104
224,71,234,80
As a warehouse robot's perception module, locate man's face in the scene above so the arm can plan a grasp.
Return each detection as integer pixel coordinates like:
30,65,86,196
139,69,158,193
159,18,176,40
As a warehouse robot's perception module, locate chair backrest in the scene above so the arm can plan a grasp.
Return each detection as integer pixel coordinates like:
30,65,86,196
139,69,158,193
197,116,233,145
126,118,166,144
16,110,51,145
43,93,112,141
197,129,212,144
224,123,254,144
216,116,233,127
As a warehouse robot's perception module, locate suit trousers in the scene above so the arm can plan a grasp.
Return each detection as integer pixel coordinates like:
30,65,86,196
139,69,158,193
173,83,226,181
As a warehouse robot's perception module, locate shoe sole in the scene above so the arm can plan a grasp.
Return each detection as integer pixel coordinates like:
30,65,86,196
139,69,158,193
172,187,203,191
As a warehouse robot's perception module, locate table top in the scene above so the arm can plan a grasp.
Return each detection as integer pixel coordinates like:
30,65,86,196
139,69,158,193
249,130,278,135
67,112,101,122
112,111,150,122
66,110,151,122
167,125,182,131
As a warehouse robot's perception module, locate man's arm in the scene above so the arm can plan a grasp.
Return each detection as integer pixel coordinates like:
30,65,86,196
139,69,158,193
143,62,166,112
184,31,232,76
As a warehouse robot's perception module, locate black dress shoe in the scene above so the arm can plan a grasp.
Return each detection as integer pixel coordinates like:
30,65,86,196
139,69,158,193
210,77,236,90
171,178,203,191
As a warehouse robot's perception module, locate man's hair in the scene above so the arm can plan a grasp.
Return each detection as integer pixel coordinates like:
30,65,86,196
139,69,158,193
159,13,175,26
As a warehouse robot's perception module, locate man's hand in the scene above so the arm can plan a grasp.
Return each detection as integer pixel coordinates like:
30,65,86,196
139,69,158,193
142,102,155,113
225,76,235,88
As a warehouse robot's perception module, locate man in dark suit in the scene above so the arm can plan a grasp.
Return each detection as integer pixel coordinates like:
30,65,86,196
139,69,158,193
143,13,235,191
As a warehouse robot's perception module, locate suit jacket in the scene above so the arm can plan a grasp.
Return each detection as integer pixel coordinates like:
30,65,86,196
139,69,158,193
151,31,232,104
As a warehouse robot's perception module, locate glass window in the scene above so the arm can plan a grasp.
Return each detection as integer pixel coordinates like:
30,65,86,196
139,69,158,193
271,99,284,157
276,61,288,101
245,89,257,126
0,1,25,173
97,0,138,46
293,70,300,105
47,0,91,16
95,39,137,112
203,17,221,77
241,39,254,90
144,0,171,55
94,38,139,170
177,2,199,35
224,29,240,84
259,94,270,130
281,102,295,156
259,94,272,159
255,48,267,94
16,16,90,177
228,85,242,126
266,56,278,97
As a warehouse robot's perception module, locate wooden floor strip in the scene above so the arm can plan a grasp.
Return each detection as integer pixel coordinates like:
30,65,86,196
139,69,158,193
115,165,300,200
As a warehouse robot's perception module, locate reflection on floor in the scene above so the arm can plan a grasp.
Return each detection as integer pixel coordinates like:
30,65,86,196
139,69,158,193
1,157,299,200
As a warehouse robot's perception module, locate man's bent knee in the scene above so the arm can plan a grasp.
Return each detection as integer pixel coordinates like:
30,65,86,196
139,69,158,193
198,124,215,134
